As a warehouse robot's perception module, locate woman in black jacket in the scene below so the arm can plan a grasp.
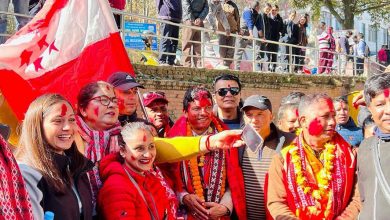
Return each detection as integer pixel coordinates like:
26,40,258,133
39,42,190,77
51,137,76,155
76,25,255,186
15,94,93,220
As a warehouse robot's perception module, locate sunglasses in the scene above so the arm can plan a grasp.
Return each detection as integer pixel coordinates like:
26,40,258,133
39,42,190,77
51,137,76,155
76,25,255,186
88,95,118,106
216,87,240,96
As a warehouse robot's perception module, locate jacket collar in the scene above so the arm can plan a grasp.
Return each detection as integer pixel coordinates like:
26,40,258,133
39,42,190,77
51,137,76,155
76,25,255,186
118,111,138,125
337,117,357,129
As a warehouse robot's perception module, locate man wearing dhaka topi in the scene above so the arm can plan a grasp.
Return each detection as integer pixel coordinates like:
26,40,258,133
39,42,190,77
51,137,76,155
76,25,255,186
267,94,361,220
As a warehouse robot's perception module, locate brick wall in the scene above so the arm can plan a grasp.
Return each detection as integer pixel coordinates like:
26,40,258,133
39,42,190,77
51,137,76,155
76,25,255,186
134,64,365,120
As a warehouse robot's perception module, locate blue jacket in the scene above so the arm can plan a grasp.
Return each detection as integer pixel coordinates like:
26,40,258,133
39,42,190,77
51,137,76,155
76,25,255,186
156,0,182,22
336,117,363,147
240,7,262,32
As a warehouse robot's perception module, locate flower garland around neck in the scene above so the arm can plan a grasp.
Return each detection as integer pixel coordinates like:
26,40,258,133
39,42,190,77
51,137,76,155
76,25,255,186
289,140,336,216
186,116,226,201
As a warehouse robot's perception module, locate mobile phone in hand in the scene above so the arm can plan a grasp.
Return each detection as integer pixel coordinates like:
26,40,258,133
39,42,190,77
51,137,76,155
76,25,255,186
242,124,263,153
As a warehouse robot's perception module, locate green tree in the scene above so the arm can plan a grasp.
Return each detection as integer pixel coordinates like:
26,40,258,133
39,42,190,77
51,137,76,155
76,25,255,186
290,0,390,29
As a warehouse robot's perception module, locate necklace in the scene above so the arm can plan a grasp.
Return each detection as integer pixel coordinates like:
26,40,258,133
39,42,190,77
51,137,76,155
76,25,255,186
289,139,336,217
186,117,226,201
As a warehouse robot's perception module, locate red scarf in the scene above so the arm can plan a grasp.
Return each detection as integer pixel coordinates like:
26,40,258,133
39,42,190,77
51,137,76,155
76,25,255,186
76,116,121,206
0,135,34,220
283,133,355,220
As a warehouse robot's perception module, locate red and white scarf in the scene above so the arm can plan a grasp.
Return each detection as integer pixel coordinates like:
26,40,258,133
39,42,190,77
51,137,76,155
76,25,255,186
0,135,34,220
76,116,121,205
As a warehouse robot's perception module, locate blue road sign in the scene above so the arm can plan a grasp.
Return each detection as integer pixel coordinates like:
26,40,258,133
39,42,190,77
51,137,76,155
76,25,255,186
123,22,157,50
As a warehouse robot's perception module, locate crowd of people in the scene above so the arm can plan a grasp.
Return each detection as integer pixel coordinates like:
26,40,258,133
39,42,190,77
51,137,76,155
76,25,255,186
158,0,311,72
0,70,390,219
2,1,389,75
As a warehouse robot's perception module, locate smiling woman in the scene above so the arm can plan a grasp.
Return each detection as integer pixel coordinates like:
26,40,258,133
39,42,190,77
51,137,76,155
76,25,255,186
75,81,122,212
15,94,93,220
98,122,178,219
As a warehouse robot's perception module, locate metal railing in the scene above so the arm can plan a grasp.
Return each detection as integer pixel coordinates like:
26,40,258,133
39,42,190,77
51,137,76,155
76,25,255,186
1,9,387,77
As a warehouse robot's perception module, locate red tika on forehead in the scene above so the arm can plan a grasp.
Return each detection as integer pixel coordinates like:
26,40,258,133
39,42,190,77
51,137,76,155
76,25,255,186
199,98,212,108
325,98,334,110
227,84,231,88
106,85,111,91
194,90,211,107
384,88,390,98
143,132,147,142
61,104,67,116
295,108,299,117
308,118,323,136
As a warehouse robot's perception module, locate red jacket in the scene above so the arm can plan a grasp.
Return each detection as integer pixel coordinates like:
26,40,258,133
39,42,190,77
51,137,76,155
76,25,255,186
108,0,126,10
378,48,388,63
98,154,174,220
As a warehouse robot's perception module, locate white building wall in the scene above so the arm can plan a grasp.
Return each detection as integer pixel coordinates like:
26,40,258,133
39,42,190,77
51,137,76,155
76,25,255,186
320,8,389,54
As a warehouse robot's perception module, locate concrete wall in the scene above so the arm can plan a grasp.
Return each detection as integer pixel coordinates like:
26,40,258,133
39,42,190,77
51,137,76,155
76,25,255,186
134,64,365,120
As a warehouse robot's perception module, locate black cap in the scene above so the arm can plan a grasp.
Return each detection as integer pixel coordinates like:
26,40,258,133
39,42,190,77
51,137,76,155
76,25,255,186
107,72,145,90
0,124,10,141
241,95,272,112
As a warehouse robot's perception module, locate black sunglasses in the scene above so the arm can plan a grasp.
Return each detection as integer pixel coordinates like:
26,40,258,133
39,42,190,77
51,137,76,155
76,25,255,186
216,87,240,96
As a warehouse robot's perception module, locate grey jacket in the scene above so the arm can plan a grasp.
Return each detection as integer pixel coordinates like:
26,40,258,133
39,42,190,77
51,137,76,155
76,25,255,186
182,0,209,21
205,0,230,31
358,136,390,219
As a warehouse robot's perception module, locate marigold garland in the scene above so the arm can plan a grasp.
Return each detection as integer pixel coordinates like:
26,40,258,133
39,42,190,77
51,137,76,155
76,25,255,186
186,116,226,200
289,142,336,217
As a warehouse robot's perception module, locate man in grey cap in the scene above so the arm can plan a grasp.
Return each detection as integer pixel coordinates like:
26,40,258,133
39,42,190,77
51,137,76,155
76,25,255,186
107,72,146,126
228,95,295,219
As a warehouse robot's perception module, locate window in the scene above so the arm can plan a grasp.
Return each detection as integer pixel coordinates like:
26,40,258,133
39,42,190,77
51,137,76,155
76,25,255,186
361,23,366,36
368,25,377,42
335,20,341,30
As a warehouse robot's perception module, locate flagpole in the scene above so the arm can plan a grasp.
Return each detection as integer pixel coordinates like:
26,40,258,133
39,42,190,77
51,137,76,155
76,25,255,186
137,90,150,123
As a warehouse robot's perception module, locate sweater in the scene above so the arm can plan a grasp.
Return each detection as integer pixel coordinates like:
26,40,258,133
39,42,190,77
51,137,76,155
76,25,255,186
98,154,175,220
229,123,295,220
357,136,390,219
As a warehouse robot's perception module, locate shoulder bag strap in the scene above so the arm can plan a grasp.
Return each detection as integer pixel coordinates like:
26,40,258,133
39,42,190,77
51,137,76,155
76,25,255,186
123,167,159,220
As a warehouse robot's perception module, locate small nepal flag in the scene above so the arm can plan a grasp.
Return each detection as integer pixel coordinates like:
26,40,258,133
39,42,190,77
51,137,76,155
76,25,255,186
0,0,134,120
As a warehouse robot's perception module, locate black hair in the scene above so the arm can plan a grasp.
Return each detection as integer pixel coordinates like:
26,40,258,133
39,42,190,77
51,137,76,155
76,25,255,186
213,74,242,90
183,86,213,112
364,73,390,106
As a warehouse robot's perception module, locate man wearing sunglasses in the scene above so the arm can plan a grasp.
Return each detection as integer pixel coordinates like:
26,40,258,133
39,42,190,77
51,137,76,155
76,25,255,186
142,91,174,137
108,72,146,126
213,74,244,130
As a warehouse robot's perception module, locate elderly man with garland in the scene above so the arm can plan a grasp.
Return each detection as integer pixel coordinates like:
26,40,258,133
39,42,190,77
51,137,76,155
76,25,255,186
357,73,390,219
167,86,235,220
267,93,360,220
